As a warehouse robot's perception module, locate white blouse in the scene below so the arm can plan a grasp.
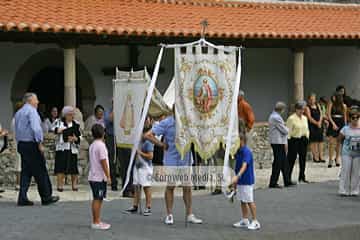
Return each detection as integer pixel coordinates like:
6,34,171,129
52,120,80,154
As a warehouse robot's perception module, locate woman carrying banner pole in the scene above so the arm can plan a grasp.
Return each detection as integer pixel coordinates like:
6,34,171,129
144,106,203,225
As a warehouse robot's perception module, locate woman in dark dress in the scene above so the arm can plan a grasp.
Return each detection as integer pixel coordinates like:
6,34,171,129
305,93,324,163
53,106,81,191
327,93,347,168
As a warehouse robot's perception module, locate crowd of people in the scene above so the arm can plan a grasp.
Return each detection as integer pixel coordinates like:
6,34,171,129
268,85,360,195
0,84,358,231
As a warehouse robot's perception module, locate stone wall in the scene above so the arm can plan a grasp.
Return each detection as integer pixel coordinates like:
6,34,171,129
0,124,275,186
248,123,273,169
0,133,91,186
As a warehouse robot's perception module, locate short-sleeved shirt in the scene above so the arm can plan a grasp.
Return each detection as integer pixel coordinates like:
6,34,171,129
151,116,192,166
88,139,110,182
340,125,360,156
234,146,255,185
139,140,154,165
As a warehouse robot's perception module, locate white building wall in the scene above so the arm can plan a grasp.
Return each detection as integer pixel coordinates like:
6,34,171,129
0,43,359,129
304,46,360,101
241,48,293,121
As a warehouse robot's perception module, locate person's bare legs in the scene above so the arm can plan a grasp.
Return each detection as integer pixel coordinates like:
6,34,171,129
132,185,141,207
310,143,319,161
241,202,249,219
182,186,192,216
15,172,20,189
165,186,175,215
328,137,336,165
92,200,102,224
335,141,341,165
57,173,64,190
319,142,324,160
71,175,78,190
144,186,152,208
248,202,257,221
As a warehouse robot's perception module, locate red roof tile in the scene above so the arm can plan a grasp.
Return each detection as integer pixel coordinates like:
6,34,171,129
0,0,359,39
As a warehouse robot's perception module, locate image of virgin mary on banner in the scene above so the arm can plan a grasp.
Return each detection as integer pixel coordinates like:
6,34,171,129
114,70,147,148
175,45,240,160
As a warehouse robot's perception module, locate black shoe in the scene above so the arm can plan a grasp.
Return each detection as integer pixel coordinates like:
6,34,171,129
285,182,297,187
42,196,60,206
299,179,310,184
111,186,118,191
328,164,333,168
0,189,5,193
269,184,283,189
319,159,326,163
336,163,340,167
211,189,222,195
18,200,34,206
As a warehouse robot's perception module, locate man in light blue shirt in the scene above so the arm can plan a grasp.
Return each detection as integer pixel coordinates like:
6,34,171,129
15,93,59,206
145,110,202,225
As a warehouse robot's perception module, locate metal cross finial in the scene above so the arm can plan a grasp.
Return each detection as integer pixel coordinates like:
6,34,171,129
200,19,209,39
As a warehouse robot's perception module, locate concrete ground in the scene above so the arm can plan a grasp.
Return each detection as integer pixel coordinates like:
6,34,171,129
1,161,358,240
0,181,359,240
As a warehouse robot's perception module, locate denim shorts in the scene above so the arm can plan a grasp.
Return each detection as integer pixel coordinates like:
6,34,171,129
89,181,107,200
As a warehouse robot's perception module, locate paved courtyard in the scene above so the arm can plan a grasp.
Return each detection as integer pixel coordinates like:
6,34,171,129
0,181,359,240
0,162,359,240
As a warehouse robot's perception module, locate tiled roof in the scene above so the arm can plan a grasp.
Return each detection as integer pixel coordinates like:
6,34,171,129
0,0,360,40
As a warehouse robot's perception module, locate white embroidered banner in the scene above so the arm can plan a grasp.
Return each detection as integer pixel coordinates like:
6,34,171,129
175,45,240,160
113,70,147,148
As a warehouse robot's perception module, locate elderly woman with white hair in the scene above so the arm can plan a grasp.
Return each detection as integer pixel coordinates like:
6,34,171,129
53,106,81,192
268,102,295,188
286,101,310,184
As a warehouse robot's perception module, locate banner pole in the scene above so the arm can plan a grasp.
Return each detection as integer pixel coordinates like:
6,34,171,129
223,48,242,190
120,47,165,194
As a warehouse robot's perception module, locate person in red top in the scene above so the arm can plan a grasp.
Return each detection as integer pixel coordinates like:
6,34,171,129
238,90,255,134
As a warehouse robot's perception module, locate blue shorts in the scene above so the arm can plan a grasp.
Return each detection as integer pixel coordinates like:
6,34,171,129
89,181,107,200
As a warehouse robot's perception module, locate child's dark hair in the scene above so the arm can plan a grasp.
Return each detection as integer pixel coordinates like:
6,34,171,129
91,124,105,139
94,105,105,114
143,125,152,133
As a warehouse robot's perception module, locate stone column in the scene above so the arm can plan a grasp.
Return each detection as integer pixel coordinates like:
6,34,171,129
293,49,304,102
64,47,76,107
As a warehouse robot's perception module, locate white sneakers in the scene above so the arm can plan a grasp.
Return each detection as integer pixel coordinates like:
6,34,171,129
247,220,261,230
91,222,111,230
187,214,203,224
233,219,260,230
164,214,203,225
164,214,174,225
233,219,249,228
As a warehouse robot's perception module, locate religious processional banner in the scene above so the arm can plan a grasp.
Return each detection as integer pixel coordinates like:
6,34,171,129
175,45,240,160
114,70,147,148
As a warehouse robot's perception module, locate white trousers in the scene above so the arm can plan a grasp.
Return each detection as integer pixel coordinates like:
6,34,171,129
339,154,360,195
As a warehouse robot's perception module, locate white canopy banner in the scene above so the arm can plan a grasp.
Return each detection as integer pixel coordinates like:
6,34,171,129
174,44,240,160
113,70,147,148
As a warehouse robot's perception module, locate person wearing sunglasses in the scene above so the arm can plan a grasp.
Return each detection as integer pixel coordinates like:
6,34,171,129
338,106,360,197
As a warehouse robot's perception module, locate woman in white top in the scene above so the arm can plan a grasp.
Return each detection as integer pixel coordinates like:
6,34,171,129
338,106,360,196
11,101,24,190
43,107,59,133
53,106,81,192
